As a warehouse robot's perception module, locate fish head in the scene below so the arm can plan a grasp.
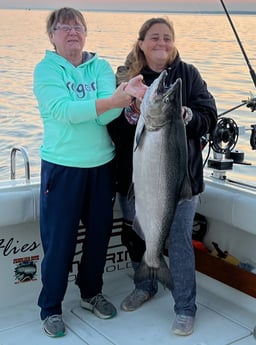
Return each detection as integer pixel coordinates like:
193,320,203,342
141,71,182,130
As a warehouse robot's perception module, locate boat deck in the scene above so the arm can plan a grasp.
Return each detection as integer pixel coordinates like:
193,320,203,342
1,268,256,345
1,173,256,344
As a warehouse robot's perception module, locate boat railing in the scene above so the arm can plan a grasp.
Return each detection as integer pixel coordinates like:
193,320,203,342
10,146,30,183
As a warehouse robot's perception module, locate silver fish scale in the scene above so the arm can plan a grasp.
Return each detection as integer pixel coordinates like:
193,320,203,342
133,72,192,290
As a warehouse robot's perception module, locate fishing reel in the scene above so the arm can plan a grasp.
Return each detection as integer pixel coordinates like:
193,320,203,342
243,94,256,150
242,95,256,150
207,117,239,174
207,114,255,175
243,94,256,112
207,0,256,177
209,117,239,154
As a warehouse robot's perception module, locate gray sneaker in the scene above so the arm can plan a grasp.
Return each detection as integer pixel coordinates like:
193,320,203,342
120,288,151,311
43,314,66,337
81,293,117,319
172,314,195,336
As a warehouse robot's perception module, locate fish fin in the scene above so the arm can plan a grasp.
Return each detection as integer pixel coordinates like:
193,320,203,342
134,119,145,151
156,255,173,290
134,254,173,290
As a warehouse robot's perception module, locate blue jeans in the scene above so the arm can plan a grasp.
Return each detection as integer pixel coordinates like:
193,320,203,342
118,193,135,221
168,196,198,317
118,192,198,315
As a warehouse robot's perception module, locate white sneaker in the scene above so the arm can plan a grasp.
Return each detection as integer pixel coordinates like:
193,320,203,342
172,314,194,336
43,314,66,337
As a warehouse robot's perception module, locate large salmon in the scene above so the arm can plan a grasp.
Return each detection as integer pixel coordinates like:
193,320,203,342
132,71,192,290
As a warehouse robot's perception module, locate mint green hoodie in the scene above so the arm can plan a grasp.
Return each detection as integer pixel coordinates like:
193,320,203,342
34,50,122,168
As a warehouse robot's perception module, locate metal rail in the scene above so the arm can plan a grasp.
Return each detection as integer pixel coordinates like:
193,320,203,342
10,146,30,183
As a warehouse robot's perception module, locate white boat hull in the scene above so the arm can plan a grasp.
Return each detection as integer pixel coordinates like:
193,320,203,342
1,172,256,344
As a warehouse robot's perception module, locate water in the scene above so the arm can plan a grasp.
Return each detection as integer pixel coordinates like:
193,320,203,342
0,9,256,185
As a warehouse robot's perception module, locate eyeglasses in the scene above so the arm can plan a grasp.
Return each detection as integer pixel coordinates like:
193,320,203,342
54,24,85,33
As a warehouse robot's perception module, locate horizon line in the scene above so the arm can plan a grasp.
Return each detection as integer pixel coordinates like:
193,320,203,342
0,7,256,15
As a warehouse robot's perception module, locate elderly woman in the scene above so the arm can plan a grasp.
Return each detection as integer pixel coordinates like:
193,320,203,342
34,7,146,337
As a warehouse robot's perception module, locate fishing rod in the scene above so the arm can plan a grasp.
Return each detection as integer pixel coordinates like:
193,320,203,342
218,0,256,117
220,0,256,88
218,95,256,118
204,1,256,157
208,0,256,153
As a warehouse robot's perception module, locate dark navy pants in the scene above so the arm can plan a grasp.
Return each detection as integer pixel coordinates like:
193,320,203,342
38,160,114,320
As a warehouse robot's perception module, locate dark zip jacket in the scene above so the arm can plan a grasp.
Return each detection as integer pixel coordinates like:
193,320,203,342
108,53,217,196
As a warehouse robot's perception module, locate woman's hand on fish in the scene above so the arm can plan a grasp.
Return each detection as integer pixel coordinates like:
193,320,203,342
111,83,133,108
111,74,147,109
124,74,148,101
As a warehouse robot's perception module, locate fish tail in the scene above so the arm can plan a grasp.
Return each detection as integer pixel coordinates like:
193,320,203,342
157,255,173,290
134,255,173,290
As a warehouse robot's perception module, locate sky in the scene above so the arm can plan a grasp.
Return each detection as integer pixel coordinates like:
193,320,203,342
1,0,256,12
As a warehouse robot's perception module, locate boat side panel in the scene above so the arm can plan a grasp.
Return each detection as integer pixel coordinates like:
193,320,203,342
197,179,256,235
0,184,40,227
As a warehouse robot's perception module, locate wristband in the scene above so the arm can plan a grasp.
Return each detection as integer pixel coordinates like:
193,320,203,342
130,98,140,115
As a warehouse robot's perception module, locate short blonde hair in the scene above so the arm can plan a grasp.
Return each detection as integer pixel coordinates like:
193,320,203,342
46,7,87,36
